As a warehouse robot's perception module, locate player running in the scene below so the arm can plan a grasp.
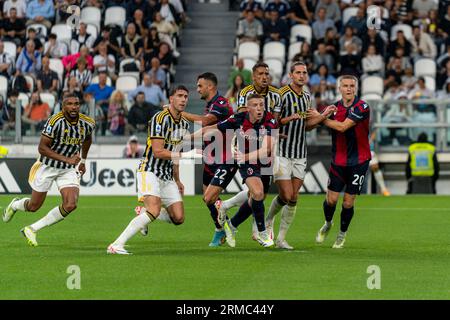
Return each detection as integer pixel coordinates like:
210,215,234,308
181,72,235,247
107,86,191,255
315,75,371,248
3,93,95,247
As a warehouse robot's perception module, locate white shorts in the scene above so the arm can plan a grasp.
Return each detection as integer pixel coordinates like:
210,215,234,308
369,151,378,166
28,161,80,193
274,157,307,181
137,171,182,207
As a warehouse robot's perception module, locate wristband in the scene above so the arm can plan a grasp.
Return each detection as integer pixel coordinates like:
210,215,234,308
80,158,86,164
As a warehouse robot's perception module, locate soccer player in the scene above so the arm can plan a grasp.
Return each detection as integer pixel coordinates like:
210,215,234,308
315,75,371,249
2,93,95,246
369,130,391,196
265,61,335,249
107,86,191,255
181,72,235,247
218,62,281,238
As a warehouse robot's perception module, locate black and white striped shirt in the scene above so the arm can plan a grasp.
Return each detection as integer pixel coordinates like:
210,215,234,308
0,52,13,75
237,84,281,113
278,85,312,159
138,109,190,181
69,68,92,88
39,112,96,169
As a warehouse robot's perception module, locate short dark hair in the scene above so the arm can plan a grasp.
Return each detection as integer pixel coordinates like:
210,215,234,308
170,85,189,96
63,93,80,104
252,62,269,73
418,132,428,142
290,61,307,73
49,33,57,39
197,72,218,86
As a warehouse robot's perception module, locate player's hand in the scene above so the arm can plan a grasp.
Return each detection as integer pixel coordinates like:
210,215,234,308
233,150,245,163
78,163,86,176
290,113,301,121
306,108,321,118
322,105,337,118
67,154,81,166
176,181,184,196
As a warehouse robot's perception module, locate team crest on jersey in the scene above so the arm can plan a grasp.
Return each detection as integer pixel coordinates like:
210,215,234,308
239,96,245,105
247,167,254,175
155,124,162,134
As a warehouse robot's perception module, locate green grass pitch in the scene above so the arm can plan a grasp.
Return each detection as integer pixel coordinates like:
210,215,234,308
0,194,449,300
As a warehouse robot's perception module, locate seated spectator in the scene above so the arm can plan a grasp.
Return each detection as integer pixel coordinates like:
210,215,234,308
126,0,148,22
122,135,144,158
388,30,412,57
108,90,129,136
309,64,336,93
80,91,104,132
130,9,149,37
237,10,263,44
15,40,42,76
69,57,93,90
0,40,15,77
128,91,160,133
339,26,362,56
1,7,26,46
22,27,43,52
63,76,83,100
228,58,252,88
128,73,167,106
340,43,361,76
62,46,94,75
263,10,289,45
289,0,314,25
156,0,182,28
151,11,177,42
313,42,335,74
121,22,144,60
22,91,51,135
312,7,336,41
43,33,68,59
411,25,437,61
362,44,384,77
383,81,401,101
225,74,246,111
385,57,404,89
1,90,20,133
25,0,55,30
240,0,264,19
362,28,385,58
292,42,314,72
437,60,450,90
148,42,173,72
93,41,117,81
264,0,290,20
323,27,339,61
401,67,417,91
381,91,413,143
70,22,96,54
148,57,166,89
314,0,341,25
388,47,412,70
3,0,27,19
92,26,121,58
412,0,437,19
346,7,366,36
36,56,59,96
408,76,435,99
143,27,162,58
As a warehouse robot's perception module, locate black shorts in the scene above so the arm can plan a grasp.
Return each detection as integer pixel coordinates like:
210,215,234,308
203,164,237,189
328,160,370,195
239,165,272,194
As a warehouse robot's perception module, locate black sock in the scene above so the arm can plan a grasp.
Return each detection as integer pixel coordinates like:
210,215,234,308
340,206,354,232
276,195,287,207
206,203,222,229
323,200,336,222
231,200,252,229
251,198,265,232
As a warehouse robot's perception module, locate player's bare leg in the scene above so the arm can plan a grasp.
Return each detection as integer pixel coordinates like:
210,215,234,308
332,193,356,249
203,184,226,247
3,190,46,223
165,201,185,225
316,190,339,244
371,163,390,196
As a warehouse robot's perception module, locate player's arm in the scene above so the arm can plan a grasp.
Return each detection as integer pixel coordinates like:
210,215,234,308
78,134,93,175
305,105,336,131
323,118,356,133
182,112,218,126
38,135,80,166
152,138,183,160
173,162,184,195
240,135,274,162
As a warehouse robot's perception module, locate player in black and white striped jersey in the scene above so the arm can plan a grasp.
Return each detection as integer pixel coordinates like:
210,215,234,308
266,61,335,249
3,93,95,247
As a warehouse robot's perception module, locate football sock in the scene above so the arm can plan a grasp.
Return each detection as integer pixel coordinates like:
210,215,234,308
266,195,286,221
277,201,296,242
340,206,354,233
207,203,221,229
114,211,153,247
230,200,252,228
12,198,30,212
374,170,387,191
251,198,265,232
29,206,65,232
156,208,173,224
222,190,248,211
323,200,336,224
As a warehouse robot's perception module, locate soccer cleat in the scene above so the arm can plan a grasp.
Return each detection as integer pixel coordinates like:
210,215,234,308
209,230,226,247
316,221,333,244
265,216,275,240
3,197,19,223
382,189,391,196
256,230,274,248
215,200,227,227
135,206,148,236
332,231,346,249
223,219,237,248
21,226,38,247
107,244,131,255
276,239,294,250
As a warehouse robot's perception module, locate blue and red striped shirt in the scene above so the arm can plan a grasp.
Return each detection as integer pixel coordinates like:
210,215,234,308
330,97,371,167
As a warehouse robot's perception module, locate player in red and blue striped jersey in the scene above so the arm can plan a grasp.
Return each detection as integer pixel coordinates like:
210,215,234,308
315,75,371,249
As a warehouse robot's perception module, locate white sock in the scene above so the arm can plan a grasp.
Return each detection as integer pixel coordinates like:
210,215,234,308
277,204,296,242
114,212,152,247
222,190,248,211
12,198,30,211
156,208,172,224
30,206,65,232
374,170,387,191
266,196,285,222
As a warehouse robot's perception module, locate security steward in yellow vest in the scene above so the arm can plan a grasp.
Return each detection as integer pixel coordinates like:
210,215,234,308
406,132,439,194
